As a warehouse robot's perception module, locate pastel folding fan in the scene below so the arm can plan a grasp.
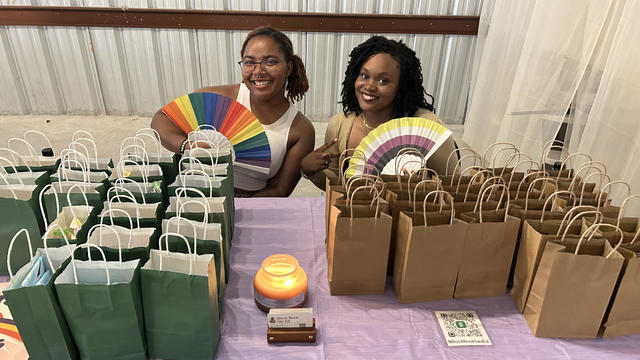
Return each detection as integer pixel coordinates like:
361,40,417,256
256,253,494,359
162,92,271,173
346,117,452,177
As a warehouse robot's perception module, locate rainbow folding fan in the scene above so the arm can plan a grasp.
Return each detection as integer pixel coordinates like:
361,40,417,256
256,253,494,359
162,92,271,173
346,117,452,177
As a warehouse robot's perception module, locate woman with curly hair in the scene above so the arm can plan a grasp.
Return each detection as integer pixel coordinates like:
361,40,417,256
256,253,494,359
301,36,456,189
152,26,314,197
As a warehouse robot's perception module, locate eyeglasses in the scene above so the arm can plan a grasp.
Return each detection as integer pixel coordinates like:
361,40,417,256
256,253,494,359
237,59,282,71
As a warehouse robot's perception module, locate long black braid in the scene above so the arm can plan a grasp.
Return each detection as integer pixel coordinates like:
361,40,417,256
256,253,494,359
340,36,435,118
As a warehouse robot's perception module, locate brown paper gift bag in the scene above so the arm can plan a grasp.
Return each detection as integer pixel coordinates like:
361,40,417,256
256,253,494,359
327,186,392,295
599,194,640,337
510,204,598,313
393,191,467,303
454,183,520,298
524,223,625,338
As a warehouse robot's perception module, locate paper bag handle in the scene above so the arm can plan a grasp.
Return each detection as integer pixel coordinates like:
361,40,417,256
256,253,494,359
0,156,20,176
540,190,575,222
117,159,149,184
338,149,365,185
164,217,198,255
8,137,38,158
558,209,601,240
449,155,483,185
460,168,493,201
0,147,33,172
423,190,454,226
515,170,549,199
69,243,110,285
348,185,381,219
106,186,142,228
112,177,147,204
136,133,162,161
394,149,424,176
42,223,73,272
577,223,624,258
412,180,443,211
158,232,193,275
181,169,215,197
24,130,54,156
508,158,539,185
493,149,521,178
577,171,610,205
58,158,89,184
523,177,557,210
100,207,135,240
482,142,518,168
598,181,631,214
88,224,123,262
617,194,640,244
0,172,18,199
345,174,383,201
7,229,34,278
445,148,479,177
175,187,212,216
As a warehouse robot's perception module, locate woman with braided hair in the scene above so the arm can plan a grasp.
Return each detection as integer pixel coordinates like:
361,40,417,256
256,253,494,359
301,36,456,190
152,26,314,197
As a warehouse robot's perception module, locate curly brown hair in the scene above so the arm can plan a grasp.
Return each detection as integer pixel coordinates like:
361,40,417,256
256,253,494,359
241,26,309,103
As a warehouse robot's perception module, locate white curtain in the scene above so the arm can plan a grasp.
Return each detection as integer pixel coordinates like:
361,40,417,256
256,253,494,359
465,0,640,213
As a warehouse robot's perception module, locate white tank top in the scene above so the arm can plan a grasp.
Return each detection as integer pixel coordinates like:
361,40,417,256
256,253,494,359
233,82,298,191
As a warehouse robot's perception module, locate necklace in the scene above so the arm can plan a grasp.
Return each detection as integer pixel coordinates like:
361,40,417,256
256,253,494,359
361,113,376,131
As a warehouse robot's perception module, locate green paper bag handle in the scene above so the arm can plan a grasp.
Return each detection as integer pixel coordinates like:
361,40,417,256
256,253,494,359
88,224,123,262
158,232,193,275
164,216,198,254
70,243,110,285
578,223,624,258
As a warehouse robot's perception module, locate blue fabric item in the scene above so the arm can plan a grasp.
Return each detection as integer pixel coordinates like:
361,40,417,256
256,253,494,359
19,255,51,288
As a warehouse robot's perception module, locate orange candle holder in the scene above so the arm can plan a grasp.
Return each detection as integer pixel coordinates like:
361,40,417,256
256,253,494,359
253,254,308,313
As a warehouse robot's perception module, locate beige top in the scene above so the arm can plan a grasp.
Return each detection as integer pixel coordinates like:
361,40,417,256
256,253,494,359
309,108,457,190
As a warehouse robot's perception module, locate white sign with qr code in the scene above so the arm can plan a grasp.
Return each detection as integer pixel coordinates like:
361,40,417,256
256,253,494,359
435,310,491,346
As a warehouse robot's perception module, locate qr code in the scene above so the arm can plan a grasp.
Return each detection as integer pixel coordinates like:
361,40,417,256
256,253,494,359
439,312,483,338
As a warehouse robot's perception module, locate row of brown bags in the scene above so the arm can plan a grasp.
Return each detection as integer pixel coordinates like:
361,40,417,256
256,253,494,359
322,153,639,338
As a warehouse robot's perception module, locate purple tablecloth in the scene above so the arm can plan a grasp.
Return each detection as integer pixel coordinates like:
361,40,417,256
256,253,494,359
217,197,640,359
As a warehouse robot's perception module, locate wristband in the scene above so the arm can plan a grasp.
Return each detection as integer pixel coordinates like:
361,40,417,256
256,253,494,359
179,138,189,155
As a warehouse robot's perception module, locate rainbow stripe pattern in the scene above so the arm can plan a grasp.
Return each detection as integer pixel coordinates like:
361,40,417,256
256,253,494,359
162,92,271,173
346,117,452,177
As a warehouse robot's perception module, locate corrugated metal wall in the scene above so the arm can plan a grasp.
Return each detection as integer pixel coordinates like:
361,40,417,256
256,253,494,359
0,0,481,124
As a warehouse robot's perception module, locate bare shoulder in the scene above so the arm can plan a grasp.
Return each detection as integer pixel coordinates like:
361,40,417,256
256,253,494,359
290,112,315,142
195,84,240,99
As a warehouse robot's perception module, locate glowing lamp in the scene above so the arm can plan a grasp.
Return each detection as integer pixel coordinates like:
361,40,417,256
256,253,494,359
253,254,308,312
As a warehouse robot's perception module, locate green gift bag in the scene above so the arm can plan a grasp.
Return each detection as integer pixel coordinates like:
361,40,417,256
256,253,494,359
41,183,100,246
111,159,165,204
111,176,164,206
4,137,59,174
0,174,45,274
51,157,110,184
141,233,220,360
4,227,78,360
102,186,164,230
168,168,234,238
54,243,147,360
40,182,106,225
162,215,225,310
128,128,179,185
166,187,230,282
83,208,158,263
65,134,114,174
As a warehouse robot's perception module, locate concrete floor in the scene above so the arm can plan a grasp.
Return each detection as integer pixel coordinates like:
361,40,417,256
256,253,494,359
0,114,466,197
